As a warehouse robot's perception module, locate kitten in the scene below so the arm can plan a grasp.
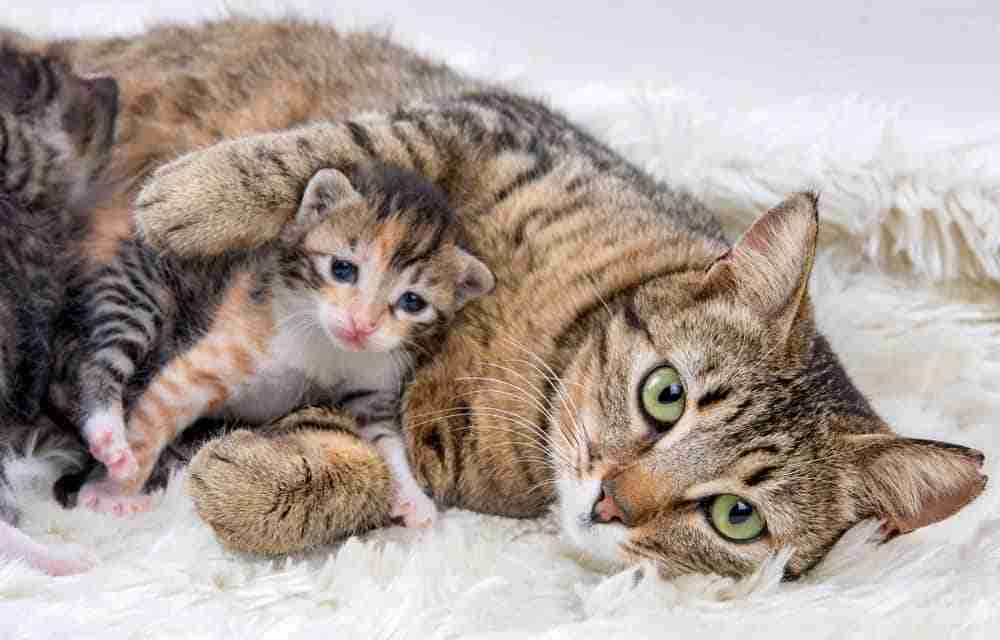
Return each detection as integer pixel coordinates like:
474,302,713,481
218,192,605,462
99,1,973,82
0,42,118,574
68,162,493,525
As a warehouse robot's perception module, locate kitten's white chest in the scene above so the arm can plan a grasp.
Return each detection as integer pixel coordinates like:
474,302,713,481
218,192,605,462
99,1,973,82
224,321,407,424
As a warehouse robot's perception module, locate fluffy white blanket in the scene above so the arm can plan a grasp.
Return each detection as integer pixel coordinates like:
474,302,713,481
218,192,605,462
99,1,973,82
3,5,999,639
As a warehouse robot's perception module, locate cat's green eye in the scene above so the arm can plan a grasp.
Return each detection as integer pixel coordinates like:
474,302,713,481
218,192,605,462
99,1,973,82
708,494,765,542
640,365,686,426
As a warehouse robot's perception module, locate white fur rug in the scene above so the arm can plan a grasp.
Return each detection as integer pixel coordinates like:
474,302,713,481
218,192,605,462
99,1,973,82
3,5,1000,639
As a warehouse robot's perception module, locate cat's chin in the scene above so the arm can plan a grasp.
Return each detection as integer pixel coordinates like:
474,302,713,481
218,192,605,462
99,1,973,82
556,472,629,570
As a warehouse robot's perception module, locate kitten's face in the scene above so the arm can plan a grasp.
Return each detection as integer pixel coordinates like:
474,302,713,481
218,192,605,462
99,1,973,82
0,45,118,209
280,167,494,354
553,194,986,579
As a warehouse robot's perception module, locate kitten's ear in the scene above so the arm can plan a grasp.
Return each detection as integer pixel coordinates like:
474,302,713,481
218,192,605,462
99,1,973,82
703,192,818,334
453,248,495,308
843,433,987,539
281,169,363,244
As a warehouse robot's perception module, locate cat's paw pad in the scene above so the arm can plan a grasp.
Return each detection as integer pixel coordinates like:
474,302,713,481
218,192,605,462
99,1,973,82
88,429,138,481
392,490,437,529
31,542,98,576
78,479,153,516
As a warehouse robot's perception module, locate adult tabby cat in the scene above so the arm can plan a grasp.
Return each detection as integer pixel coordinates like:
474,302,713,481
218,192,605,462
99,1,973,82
0,41,118,574
47,17,985,579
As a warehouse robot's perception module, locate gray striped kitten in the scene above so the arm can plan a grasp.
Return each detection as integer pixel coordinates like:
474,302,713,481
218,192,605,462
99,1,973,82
0,42,118,575
59,162,493,526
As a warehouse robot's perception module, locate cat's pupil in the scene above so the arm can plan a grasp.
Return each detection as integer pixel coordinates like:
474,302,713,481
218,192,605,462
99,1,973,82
331,259,358,284
658,384,683,404
728,500,754,525
398,291,427,314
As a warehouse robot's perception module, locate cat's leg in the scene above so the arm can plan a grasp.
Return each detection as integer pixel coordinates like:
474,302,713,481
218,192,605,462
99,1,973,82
0,519,96,576
133,111,482,257
80,333,261,513
188,407,394,555
75,242,168,480
359,421,437,529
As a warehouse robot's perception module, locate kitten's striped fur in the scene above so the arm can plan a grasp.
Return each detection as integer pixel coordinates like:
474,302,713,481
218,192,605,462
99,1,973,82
44,17,987,578
0,41,117,575
58,162,492,520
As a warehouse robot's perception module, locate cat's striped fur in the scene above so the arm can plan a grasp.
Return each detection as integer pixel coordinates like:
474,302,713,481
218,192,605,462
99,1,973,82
57,161,492,521
47,17,986,578
0,41,117,575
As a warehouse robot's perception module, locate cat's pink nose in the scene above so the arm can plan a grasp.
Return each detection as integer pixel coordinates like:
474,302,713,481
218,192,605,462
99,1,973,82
590,485,626,525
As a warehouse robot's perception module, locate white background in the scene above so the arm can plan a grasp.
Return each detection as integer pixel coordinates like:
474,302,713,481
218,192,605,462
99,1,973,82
2,0,999,132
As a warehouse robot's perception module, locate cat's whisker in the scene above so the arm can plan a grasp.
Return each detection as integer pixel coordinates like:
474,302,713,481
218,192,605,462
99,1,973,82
454,375,552,418
407,407,571,468
584,273,614,320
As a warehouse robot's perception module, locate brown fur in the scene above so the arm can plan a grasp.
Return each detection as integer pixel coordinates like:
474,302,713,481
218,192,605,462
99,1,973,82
44,17,987,577
189,408,393,555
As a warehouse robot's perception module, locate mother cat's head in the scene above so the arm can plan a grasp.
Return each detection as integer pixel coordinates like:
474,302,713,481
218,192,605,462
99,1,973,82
554,192,986,578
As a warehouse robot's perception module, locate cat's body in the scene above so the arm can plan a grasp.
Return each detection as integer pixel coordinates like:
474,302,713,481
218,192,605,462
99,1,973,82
37,17,986,578
0,42,118,574
58,161,493,524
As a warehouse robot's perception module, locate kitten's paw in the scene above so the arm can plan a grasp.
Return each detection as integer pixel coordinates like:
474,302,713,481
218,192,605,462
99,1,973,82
31,542,98,576
83,414,138,481
78,478,153,516
392,488,437,529
89,432,138,481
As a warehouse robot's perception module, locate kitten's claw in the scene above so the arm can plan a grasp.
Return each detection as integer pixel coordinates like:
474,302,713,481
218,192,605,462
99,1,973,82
78,478,153,516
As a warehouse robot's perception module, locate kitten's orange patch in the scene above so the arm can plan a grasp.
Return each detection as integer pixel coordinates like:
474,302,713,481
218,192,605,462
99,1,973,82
123,272,276,494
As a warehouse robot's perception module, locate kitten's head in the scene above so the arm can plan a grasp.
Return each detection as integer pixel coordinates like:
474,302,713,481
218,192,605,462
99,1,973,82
554,193,986,578
0,44,118,210
278,164,494,353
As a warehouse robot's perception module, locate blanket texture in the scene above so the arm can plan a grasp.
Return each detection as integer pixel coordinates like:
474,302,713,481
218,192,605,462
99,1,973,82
2,6,999,639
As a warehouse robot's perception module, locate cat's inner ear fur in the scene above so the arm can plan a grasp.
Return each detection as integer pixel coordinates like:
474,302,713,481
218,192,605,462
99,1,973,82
281,168,364,244
453,248,495,308
703,192,819,335
843,434,987,539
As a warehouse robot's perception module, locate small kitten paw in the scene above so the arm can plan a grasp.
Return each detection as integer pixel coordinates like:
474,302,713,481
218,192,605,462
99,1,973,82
31,542,98,576
88,430,138,481
79,478,153,516
83,414,138,481
392,488,437,529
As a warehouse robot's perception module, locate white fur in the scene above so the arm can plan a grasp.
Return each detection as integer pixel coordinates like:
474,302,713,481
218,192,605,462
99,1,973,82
3,4,1000,638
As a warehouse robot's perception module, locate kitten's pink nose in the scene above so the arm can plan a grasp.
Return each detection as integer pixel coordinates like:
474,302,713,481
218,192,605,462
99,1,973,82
351,308,385,335
350,317,378,337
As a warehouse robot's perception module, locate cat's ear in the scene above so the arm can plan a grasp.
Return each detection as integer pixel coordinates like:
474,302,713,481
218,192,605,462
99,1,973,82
453,248,495,308
842,433,987,539
702,192,818,335
281,168,363,244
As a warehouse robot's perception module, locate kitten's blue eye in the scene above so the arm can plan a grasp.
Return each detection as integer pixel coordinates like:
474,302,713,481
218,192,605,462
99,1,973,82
331,259,358,284
397,292,428,314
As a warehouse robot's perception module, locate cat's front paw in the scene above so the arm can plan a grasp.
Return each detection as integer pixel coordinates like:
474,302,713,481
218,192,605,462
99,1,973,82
78,478,154,516
133,138,293,257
